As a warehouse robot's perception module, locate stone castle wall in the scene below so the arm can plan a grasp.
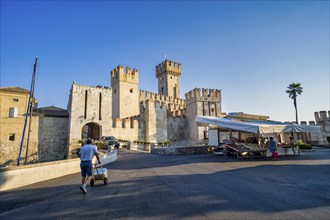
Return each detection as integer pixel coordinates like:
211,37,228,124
144,100,168,144
167,114,188,146
67,83,113,151
185,88,223,146
313,111,330,146
139,90,185,112
38,116,68,161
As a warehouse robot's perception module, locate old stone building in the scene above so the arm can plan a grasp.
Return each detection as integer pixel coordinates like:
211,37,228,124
67,59,222,154
0,86,68,166
0,87,38,165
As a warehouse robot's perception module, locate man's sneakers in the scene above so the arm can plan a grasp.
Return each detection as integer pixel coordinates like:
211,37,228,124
80,185,87,194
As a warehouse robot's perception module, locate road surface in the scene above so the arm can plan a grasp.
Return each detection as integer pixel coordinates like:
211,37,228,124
1,148,330,219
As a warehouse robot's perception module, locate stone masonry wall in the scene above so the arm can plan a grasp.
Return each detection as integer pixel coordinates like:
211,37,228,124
0,116,39,166
144,100,167,143
167,114,188,146
38,116,68,161
314,111,330,146
67,83,112,152
185,88,222,146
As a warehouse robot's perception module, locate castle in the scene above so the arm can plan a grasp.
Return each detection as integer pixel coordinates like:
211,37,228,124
0,59,329,166
67,59,222,154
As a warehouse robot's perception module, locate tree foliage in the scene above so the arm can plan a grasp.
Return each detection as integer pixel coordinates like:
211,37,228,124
286,83,303,123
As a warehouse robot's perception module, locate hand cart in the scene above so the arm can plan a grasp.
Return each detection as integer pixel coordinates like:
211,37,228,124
90,162,108,186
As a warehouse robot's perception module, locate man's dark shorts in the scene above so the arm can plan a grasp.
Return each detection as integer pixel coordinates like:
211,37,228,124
80,161,92,177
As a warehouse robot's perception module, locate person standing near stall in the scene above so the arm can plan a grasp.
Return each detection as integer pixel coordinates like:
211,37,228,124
269,137,278,160
289,136,296,156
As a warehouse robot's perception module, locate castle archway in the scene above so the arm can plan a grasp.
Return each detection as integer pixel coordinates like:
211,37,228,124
82,122,101,140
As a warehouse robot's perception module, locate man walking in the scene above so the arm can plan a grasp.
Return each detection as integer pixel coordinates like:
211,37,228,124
79,138,101,194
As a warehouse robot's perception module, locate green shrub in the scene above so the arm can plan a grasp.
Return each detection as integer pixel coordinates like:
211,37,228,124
93,140,108,149
295,140,312,149
298,144,313,149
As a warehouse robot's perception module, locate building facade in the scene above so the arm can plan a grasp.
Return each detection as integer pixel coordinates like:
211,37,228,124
0,87,37,165
0,86,68,166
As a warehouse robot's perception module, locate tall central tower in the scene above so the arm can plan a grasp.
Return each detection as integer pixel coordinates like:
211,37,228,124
156,60,181,98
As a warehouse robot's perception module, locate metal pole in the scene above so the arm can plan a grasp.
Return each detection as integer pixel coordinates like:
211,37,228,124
24,59,37,164
17,57,37,166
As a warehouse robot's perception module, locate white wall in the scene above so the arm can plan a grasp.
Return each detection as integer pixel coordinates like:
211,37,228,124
208,129,218,146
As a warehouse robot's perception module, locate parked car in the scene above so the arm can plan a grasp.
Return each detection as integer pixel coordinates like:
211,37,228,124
101,136,120,149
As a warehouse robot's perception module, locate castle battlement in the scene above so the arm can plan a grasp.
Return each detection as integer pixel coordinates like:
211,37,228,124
112,117,139,129
71,82,112,92
167,109,186,118
139,90,185,106
314,111,330,122
111,65,139,85
167,102,185,112
185,88,221,105
156,59,181,77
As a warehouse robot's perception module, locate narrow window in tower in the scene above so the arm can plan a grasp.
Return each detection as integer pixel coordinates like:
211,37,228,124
130,89,133,93
114,89,116,94
99,92,102,120
84,90,88,119
202,101,205,116
161,87,164,92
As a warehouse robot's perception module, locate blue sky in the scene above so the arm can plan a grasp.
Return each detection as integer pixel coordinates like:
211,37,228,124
1,1,329,122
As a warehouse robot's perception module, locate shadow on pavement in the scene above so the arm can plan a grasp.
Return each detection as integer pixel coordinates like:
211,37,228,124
1,162,329,219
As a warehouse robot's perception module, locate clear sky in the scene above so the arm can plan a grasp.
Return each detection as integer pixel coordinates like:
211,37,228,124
1,1,329,123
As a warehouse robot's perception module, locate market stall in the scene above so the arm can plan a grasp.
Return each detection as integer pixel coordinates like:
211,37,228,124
196,116,321,158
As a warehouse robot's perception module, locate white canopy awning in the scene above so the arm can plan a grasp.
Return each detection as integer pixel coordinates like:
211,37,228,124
196,116,321,134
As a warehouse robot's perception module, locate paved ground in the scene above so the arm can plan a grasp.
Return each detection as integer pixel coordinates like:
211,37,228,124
1,148,330,220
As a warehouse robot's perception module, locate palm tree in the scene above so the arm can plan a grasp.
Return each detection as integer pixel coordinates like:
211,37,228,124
286,83,303,124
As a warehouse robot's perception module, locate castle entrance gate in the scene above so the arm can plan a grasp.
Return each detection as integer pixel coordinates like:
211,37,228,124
82,122,101,140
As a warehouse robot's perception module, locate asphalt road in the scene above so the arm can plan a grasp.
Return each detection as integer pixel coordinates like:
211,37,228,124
1,148,330,220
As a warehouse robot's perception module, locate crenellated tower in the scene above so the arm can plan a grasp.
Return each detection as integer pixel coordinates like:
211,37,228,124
156,60,181,98
185,88,222,145
111,65,139,119
314,110,330,146
185,88,222,117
